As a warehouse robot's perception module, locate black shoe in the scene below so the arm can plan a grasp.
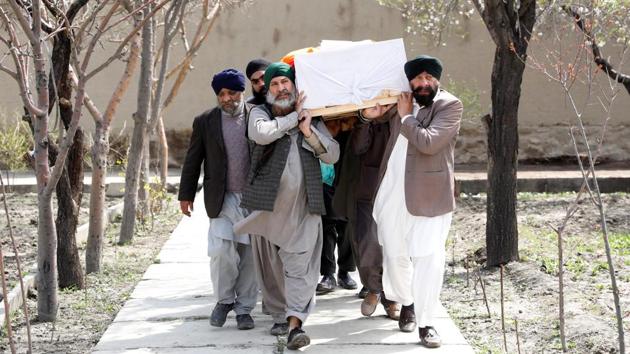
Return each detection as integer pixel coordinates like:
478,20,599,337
316,274,336,295
419,326,442,348
270,322,289,336
236,314,254,330
286,327,310,350
381,296,401,320
357,286,369,299
337,271,358,290
399,303,417,332
210,302,234,327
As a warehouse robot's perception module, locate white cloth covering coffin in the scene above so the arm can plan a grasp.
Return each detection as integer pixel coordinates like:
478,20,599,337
294,38,410,109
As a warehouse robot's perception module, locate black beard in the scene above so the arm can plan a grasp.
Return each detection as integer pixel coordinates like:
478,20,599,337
251,87,267,104
413,87,437,106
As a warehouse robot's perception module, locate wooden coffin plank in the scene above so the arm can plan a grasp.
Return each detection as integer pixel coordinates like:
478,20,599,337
310,91,401,119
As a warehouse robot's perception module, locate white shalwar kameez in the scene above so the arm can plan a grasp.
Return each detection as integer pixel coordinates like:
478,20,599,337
373,133,452,327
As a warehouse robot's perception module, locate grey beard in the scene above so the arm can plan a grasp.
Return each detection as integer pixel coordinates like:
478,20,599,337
221,99,243,115
266,90,296,111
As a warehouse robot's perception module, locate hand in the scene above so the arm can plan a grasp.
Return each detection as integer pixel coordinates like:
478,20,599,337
180,200,193,217
298,109,313,137
397,92,413,119
295,90,307,113
361,103,393,120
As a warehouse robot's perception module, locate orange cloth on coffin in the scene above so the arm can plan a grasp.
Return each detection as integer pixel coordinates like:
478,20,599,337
281,47,318,68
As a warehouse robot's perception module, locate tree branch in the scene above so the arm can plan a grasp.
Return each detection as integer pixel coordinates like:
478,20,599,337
0,6,45,117
163,1,219,107
5,0,38,44
85,0,171,80
563,5,630,94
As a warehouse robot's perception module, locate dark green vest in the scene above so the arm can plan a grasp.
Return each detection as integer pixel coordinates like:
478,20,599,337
241,105,325,215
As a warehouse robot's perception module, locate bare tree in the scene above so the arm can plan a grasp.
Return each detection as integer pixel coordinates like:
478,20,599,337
118,0,243,243
527,3,628,351
85,0,143,273
0,0,161,320
118,0,156,244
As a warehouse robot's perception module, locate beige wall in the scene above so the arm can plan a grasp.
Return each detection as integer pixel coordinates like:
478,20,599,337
1,0,628,162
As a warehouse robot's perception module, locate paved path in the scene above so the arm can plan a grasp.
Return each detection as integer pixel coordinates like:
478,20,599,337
92,197,473,353
7,165,630,196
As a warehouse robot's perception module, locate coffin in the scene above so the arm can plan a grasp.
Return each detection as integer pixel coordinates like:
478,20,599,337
294,38,410,120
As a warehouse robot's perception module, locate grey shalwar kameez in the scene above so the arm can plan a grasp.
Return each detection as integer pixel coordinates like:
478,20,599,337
234,107,339,323
206,107,258,316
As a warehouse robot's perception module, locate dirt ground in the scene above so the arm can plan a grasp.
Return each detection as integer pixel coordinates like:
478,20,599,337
0,192,180,353
0,192,628,353
0,193,123,288
444,192,630,353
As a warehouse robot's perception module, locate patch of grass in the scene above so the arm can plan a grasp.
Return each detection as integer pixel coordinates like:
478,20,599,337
608,233,630,255
566,257,587,277
517,192,577,200
0,114,32,171
591,262,609,276
540,256,559,275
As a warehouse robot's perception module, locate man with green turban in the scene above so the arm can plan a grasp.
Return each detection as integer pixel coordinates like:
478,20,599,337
235,62,340,350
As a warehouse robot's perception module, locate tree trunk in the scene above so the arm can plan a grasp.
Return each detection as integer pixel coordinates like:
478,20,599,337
50,31,85,289
55,129,85,289
138,138,151,222
37,193,58,321
86,121,109,273
157,116,169,189
119,5,154,244
86,2,142,271
485,47,523,266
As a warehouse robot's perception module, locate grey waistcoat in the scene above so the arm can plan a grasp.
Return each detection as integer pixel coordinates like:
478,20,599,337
241,105,325,215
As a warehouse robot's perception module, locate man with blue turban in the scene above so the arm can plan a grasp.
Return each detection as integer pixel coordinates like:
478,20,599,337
235,62,340,350
179,68,258,331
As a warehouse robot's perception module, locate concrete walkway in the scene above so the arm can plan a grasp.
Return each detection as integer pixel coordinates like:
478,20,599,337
92,197,473,353
6,165,630,195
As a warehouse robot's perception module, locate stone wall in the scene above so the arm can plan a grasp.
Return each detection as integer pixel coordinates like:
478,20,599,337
456,120,629,165
163,121,629,168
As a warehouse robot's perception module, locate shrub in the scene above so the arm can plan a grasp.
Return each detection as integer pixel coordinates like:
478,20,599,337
0,113,32,172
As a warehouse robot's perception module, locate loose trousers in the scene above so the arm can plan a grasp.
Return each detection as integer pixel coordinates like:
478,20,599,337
251,233,323,323
351,201,385,292
381,213,452,327
209,238,258,315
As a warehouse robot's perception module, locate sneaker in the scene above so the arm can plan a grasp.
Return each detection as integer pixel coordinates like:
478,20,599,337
316,274,336,295
286,327,310,350
209,302,234,327
236,314,254,330
337,271,358,290
270,322,289,336
419,326,442,348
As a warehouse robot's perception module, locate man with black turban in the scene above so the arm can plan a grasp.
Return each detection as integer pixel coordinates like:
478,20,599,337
245,58,270,105
178,68,258,331
361,55,463,348
234,62,339,350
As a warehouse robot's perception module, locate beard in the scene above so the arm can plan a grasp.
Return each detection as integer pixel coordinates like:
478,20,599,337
413,85,438,106
220,98,243,115
266,89,297,115
252,86,267,103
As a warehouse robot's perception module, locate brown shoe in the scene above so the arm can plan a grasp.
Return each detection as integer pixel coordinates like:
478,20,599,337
419,326,441,348
398,304,416,332
361,291,380,316
383,302,400,320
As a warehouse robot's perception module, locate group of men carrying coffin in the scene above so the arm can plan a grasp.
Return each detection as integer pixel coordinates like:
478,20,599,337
178,54,463,350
